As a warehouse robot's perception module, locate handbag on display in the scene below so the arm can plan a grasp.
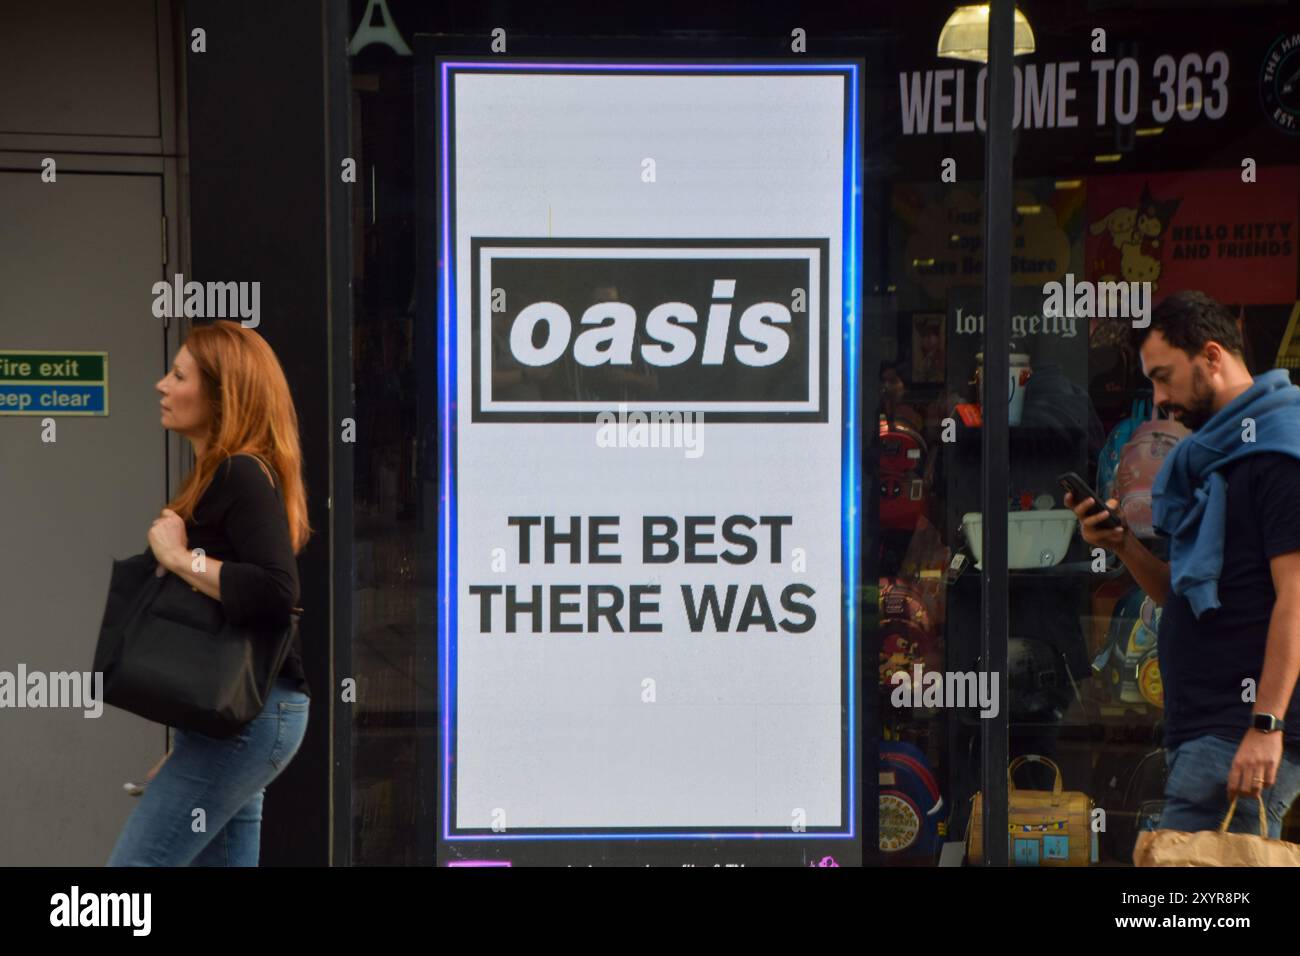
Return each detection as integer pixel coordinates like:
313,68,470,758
967,755,1094,866
93,547,302,738
1134,797,1300,866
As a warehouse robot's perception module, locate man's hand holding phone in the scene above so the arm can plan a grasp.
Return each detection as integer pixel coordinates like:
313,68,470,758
1058,472,1129,553
1063,489,1129,552
1059,473,1172,605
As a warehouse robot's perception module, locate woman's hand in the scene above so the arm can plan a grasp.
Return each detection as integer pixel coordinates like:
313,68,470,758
145,750,171,782
148,508,187,575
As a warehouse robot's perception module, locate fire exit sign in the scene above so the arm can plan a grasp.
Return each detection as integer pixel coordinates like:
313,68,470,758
0,350,109,415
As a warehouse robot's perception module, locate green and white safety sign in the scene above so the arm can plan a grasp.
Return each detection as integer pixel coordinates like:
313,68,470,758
0,350,109,415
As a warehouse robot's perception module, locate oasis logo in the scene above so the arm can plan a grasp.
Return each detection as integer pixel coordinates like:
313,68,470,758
471,239,828,422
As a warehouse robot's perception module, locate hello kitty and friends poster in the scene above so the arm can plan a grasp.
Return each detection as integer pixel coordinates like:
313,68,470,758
1086,167,1298,305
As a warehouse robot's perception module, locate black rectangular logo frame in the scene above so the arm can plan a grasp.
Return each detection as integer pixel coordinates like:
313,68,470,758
469,237,831,423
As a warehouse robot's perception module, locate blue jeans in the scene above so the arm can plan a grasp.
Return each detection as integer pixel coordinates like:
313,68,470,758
107,678,309,866
1160,733,1300,840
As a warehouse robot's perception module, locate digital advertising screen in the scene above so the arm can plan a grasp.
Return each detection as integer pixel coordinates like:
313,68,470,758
433,57,863,865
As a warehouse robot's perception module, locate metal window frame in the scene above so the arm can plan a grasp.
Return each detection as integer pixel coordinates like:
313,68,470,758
979,0,1015,867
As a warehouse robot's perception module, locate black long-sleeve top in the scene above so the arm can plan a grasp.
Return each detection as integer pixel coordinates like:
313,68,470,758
185,453,310,696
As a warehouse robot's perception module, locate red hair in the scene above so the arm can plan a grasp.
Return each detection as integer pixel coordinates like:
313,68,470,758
166,320,311,553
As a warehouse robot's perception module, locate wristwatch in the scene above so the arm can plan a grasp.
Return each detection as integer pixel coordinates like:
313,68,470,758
1252,713,1286,733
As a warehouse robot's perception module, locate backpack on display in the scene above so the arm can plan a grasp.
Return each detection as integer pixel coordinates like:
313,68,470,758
1135,799,1166,841
879,416,929,531
1138,796,1170,842
1007,637,1073,722
1114,411,1190,538
1097,395,1152,503
1088,574,1135,660
879,740,944,859
1094,747,1168,863
878,576,941,688
1092,586,1163,708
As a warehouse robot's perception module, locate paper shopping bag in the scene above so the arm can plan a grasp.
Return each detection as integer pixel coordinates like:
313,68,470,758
1133,796,1300,867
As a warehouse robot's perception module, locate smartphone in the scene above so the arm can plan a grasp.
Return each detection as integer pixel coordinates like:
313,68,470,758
1057,472,1122,530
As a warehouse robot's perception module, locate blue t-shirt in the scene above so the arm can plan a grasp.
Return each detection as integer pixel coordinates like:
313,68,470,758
1159,452,1300,749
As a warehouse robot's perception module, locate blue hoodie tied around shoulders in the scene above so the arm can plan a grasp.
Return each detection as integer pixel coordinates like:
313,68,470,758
1151,368,1300,619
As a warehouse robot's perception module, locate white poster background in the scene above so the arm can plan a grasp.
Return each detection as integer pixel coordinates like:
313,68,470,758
452,70,847,830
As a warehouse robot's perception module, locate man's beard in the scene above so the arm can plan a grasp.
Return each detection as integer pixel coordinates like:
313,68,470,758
1165,365,1217,430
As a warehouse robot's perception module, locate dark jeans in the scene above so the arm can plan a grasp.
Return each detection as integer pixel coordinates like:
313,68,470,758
107,678,309,866
1160,733,1300,839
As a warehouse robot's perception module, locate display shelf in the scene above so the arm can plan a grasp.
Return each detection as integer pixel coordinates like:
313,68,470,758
944,698,1162,733
950,559,1130,582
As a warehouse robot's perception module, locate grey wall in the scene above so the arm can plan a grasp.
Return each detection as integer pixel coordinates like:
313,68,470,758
0,0,182,866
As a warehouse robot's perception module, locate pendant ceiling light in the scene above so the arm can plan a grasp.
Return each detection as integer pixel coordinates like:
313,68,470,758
937,4,1036,63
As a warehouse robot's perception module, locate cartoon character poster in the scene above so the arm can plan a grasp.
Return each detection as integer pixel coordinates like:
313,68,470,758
1087,168,1298,306
892,178,1085,312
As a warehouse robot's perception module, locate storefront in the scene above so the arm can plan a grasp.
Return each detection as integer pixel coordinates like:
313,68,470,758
335,0,1300,867
4,0,1300,880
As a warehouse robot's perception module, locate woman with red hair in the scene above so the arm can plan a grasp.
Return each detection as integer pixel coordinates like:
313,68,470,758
108,320,312,866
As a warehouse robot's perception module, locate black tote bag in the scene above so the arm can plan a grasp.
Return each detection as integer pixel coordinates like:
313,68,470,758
93,548,300,738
